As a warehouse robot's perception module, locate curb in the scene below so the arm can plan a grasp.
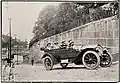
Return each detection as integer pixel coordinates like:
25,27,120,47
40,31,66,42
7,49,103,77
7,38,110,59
112,61,119,64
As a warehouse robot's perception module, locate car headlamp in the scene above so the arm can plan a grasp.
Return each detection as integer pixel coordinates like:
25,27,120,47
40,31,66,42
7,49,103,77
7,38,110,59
96,46,103,55
103,47,108,52
103,47,107,50
96,46,102,51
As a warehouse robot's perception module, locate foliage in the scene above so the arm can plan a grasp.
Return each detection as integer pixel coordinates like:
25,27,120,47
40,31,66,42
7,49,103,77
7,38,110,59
2,34,28,49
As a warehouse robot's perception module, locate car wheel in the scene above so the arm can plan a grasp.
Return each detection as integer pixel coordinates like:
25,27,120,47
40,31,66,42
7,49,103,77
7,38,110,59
100,53,113,67
60,63,68,68
82,51,100,70
44,56,54,70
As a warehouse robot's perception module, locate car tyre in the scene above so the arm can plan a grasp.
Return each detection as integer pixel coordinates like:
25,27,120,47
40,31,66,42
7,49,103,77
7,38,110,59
44,56,54,70
82,51,100,70
100,52,113,67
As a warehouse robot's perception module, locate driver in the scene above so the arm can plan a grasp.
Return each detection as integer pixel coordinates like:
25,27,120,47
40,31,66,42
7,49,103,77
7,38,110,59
54,42,59,49
68,40,74,48
45,43,52,50
59,41,67,49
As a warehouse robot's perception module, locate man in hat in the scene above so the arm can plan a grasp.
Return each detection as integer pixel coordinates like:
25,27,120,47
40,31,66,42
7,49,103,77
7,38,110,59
31,58,34,66
54,42,59,49
60,41,67,49
45,43,52,50
68,40,74,49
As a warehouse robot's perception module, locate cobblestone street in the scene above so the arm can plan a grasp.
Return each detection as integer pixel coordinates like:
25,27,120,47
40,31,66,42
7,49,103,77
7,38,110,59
7,62,118,82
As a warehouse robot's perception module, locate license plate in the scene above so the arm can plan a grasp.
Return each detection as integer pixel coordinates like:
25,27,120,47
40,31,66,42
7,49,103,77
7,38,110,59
61,59,68,63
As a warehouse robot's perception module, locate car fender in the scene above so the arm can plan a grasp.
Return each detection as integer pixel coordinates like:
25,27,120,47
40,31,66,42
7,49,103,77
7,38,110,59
81,45,98,50
76,45,99,58
41,53,58,64
41,53,54,58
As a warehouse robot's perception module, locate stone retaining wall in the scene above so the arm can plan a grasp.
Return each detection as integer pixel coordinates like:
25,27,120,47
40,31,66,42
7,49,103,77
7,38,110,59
29,16,119,63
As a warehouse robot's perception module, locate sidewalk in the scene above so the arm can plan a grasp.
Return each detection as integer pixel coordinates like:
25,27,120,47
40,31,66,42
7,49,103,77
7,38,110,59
2,65,14,81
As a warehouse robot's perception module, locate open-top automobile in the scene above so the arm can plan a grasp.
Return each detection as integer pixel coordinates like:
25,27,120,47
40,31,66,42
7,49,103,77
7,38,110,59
40,42,112,70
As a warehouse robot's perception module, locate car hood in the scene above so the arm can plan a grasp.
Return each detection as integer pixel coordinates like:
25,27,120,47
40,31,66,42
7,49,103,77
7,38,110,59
73,45,98,50
81,45,98,49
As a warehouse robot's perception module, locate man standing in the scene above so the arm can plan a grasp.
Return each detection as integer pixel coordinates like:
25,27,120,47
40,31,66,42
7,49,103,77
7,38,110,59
31,58,34,66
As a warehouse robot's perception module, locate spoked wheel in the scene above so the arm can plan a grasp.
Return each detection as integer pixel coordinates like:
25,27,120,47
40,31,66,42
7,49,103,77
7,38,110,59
100,53,113,67
82,51,100,70
44,56,54,70
60,63,68,68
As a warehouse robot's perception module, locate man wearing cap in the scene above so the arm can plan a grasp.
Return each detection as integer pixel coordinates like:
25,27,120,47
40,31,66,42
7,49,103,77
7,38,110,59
59,41,67,49
54,42,59,49
68,40,74,49
45,43,52,50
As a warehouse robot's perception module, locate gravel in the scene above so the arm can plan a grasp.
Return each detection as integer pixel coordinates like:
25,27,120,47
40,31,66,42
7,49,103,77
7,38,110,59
11,62,119,82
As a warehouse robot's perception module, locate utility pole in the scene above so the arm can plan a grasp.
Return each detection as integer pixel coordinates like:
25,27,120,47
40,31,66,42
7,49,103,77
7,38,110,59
17,44,18,65
9,17,12,67
4,2,12,67
14,35,18,65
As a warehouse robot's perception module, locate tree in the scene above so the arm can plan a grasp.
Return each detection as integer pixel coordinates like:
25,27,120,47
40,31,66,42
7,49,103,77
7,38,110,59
2,34,28,52
33,5,58,37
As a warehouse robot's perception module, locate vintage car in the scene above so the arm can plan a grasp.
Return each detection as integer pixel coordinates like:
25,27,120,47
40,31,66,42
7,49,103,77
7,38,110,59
40,43,113,70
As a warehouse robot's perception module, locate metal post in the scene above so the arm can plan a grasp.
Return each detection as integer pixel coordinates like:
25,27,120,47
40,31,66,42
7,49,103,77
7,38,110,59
4,2,12,67
15,35,18,65
9,18,12,67
17,45,18,65
8,46,9,66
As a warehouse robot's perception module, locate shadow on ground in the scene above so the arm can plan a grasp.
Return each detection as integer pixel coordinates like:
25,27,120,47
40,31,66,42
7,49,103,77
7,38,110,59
53,66,86,70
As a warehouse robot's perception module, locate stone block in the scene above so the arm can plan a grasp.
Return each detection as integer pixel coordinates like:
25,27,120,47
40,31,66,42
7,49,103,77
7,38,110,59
89,32,96,38
107,20,113,31
84,32,90,38
101,20,107,31
114,30,119,38
54,34,59,41
86,23,95,31
88,39,96,45
76,38,81,45
73,29,79,38
66,32,69,39
82,31,87,38
93,22,98,32
83,31,88,38
107,47,114,54
114,39,119,48
82,39,89,45
78,29,83,37
106,39,114,47
111,20,118,30
95,31,101,38
107,30,113,38
59,34,63,42
100,31,107,38
96,23,102,32
84,25,88,31
96,39,106,46
67,31,72,39
113,47,119,54
99,22,104,31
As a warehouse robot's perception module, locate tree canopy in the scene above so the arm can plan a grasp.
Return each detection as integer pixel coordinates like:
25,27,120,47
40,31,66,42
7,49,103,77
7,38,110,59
2,34,28,49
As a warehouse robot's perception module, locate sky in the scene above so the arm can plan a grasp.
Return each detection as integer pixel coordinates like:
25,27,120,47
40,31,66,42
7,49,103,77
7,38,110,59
2,2,60,42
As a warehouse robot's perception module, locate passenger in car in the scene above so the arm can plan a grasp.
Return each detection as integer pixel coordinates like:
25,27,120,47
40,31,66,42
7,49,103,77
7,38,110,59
54,42,59,49
59,41,68,49
45,43,52,50
68,40,74,49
